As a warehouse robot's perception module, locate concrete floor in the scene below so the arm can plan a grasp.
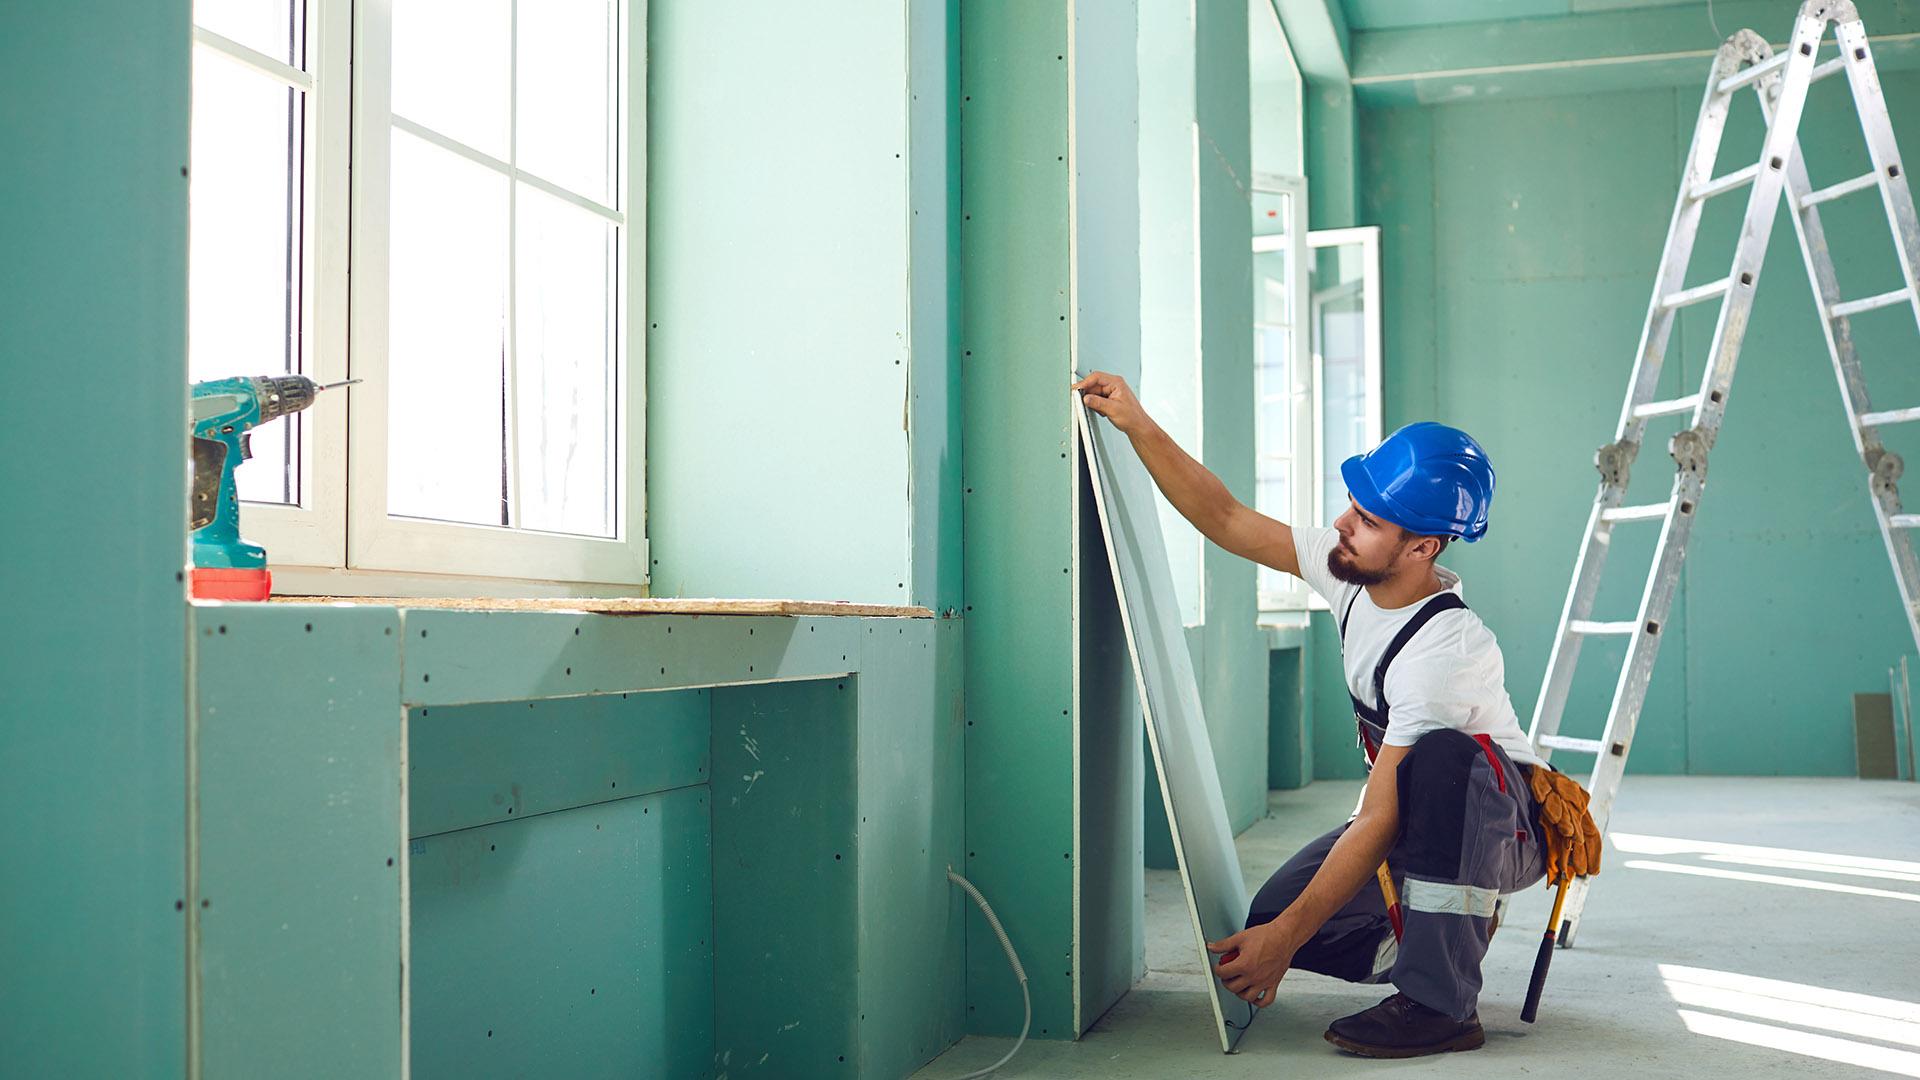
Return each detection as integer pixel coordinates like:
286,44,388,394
916,777,1920,1078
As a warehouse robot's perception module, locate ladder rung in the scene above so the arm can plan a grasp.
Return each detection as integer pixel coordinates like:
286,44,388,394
1801,170,1879,209
1831,287,1912,319
1662,278,1732,310
1601,502,1670,523
1811,55,1846,83
1538,734,1607,755
1633,393,1702,419
1689,163,1761,202
1717,50,1789,94
1891,515,1920,529
1569,620,1638,636
1860,406,1920,427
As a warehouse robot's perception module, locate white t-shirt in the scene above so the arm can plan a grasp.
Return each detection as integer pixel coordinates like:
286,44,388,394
1294,524,1544,770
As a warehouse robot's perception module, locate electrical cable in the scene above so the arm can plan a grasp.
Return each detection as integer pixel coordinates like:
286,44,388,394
946,868,1030,1079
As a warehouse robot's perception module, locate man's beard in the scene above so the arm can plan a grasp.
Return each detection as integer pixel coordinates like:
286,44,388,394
1328,544,1391,587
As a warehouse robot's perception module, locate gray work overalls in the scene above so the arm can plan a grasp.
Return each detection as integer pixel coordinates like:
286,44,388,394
1245,589,1546,1021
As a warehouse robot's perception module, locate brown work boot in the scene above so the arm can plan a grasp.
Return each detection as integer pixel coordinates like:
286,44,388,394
1324,993,1485,1058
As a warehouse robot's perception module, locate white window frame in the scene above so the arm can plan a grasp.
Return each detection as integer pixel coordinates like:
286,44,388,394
1253,220,1383,613
190,5,352,569
1307,225,1384,541
1252,173,1313,612
195,0,650,596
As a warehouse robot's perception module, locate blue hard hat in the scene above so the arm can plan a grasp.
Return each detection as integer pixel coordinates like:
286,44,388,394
1340,422,1495,542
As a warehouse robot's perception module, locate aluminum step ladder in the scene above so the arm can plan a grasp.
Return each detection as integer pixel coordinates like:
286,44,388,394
1527,0,1920,947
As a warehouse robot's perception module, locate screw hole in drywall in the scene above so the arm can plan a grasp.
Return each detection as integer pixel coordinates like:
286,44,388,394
305,623,312,632
423,674,430,683
574,628,579,636
490,844,496,851
175,900,184,911
218,626,226,635
507,807,513,814
420,629,427,638
201,899,209,908
566,667,572,676
387,857,394,866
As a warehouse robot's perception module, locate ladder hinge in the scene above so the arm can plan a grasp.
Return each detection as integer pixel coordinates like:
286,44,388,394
1870,448,1905,497
1595,439,1638,490
1669,427,1715,472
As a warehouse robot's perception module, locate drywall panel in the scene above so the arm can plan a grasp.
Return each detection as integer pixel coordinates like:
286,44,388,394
410,789,712,1079
646,0,912,604
959,0,1079,1041
0,3,190,1074
852,617,969,1077
408,689,710,837
711,679,859,1076
193,604,404,1078
1078,399,1252,1052
909,0,965,615
1069,0,1148,1037
398,609,878,707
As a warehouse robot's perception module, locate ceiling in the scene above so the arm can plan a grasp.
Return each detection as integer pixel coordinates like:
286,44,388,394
1338,0,1706,33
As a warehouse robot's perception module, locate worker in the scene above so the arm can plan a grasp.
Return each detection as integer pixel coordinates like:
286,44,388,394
1073,370,1547,1058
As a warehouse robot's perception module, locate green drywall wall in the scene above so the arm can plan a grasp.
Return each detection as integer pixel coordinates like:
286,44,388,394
412,790,712,1079
911,0,965,616
1069,0,1150,1036
646,1,927,606
0,3,190,1075
1251,0,1304,179
961,0,1151,1040
1195,0,1274,837
1267,646,1309,789
711,679,859,1076
1354,68,1920,778
195,606,404,1078
1139,0,1207,627
960,0,1077,1039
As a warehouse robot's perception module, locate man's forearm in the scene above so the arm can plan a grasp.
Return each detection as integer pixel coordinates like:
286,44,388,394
1276,812,1399,946
1124,421,1238,537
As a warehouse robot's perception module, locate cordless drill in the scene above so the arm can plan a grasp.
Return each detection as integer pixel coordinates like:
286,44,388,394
189,374,351,600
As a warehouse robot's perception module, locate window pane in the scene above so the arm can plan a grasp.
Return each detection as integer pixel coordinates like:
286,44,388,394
517,0,617,204
1255,327,1290,461
1319,292,1370,528
1255,248,1291,327
195,0,305,68
393,0,511,159
515,186,616,537
189,48,306,506
1253,188,1289,238
387,131,510,527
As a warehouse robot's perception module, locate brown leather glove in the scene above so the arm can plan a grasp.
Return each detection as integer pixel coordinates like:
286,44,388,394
1527,765,1603,883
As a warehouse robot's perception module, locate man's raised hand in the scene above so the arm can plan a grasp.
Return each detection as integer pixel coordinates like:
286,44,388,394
1071,370,1153,436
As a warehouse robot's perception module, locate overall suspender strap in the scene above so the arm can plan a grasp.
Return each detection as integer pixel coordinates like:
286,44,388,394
1340,589,1470,763
1369,591,1469,718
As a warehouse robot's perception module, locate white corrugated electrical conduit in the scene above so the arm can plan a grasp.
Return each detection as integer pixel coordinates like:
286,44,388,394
945,868,1030,1079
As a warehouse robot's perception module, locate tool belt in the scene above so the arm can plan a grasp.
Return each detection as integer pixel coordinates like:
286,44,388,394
1524,766,1602,882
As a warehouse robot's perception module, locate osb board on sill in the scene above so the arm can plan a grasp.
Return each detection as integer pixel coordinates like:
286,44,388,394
263,596,936,618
